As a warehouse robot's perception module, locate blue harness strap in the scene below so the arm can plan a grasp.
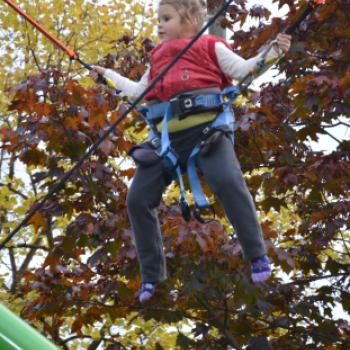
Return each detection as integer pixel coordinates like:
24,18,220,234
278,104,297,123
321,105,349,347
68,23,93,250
136,86,240,222
187,86,240,210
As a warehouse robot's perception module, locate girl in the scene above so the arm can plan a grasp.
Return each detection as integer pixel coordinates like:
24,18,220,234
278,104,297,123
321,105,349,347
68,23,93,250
90,0,291,302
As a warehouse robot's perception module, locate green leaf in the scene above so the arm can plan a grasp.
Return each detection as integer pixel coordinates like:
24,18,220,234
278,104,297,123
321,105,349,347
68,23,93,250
62,236,76,254
279,153,295,166
176,333,195,350
261,197,286,213
105,241,118,258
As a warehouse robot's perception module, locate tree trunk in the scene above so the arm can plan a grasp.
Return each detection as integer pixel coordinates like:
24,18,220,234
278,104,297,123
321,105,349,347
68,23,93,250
208,4,226,40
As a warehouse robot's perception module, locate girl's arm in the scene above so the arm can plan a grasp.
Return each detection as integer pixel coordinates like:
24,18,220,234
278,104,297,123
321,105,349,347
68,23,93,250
90,66,149,101
104,68,149,101
216,40,286,82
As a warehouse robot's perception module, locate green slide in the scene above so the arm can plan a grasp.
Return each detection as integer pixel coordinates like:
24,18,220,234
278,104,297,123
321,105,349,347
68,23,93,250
0,303,61,350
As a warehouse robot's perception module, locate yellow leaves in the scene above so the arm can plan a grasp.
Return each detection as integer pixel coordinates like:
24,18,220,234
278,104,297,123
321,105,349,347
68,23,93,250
91,328,101,341
78,76,91,88
1,185,11,197
0,94,9,109
324,247,340,260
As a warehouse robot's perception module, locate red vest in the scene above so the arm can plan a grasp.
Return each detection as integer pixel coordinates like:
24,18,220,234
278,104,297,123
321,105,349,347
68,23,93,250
144,35,233,102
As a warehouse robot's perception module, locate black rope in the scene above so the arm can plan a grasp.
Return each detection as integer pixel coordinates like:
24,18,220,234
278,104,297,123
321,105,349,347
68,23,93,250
0,0,235,249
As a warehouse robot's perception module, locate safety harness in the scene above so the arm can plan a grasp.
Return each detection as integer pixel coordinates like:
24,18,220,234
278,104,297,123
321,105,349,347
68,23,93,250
136,85,240,222
134,34,291,223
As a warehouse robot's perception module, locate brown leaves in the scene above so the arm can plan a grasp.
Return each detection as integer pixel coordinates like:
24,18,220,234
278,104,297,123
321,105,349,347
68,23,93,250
89,108,106,128
26,212,47,232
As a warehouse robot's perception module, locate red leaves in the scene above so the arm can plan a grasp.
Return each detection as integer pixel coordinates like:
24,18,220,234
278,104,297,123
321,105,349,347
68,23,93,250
250,336,271,350
8,83,28,96
99,140,116,156
88,248,110,266
142,38,156,52
249,5,271,21
33,78,50,94
19,149,47,166
184,278,204,294
116,245,137,262
265,240,296,273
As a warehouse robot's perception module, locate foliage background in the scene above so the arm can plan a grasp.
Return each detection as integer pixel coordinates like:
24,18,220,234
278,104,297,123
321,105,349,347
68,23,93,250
0,0,350,349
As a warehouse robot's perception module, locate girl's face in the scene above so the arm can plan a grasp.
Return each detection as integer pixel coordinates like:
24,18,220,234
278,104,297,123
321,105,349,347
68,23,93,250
157,4,197,42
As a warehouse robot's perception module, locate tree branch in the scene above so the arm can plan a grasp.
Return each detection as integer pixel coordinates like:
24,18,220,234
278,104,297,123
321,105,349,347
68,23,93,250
46,216,54,250
195,293,243,350
29,172,38,199
240,162,304,170
339,229,350,256
335,0,350,23
18,236,42,273
95,299,209,323
287,273,349,285
307,118,350,153
53,329,70,350
0,112,16,119
319,31,350,40
24,21,41,71
0,183,28,200
87,320,108,350
0,281,10,292
251,132,267,165
15,244,49,251
30,49,42,72
213,306,350,344
9,248,18,295
308,53,350,64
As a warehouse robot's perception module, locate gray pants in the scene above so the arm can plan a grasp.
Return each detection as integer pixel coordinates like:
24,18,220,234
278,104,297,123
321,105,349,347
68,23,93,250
126,125,267,283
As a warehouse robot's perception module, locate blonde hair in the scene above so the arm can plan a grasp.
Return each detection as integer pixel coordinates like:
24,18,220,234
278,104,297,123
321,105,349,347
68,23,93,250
159,0,207,32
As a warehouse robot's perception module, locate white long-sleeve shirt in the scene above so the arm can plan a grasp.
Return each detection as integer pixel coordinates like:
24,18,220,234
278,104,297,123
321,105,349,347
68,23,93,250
104,42,280,101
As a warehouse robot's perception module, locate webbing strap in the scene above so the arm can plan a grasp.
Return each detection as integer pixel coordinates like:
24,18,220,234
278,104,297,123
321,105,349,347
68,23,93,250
187,144,207,207
147,93,224,120
186,85,240,211
187,102,236,209
148,103,169,120
196,93,224,106
159,105,178,167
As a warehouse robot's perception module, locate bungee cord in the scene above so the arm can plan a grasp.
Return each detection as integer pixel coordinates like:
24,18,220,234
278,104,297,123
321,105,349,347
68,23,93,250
0,0,325,249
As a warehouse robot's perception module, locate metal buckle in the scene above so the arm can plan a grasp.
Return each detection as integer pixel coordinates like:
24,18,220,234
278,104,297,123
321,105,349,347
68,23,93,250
150,137,161,149
183,98,193,109
202,126,210,135
170,95,195,116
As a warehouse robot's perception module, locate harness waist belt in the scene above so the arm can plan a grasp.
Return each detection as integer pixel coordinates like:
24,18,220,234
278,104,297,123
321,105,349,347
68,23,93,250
147,93,224,120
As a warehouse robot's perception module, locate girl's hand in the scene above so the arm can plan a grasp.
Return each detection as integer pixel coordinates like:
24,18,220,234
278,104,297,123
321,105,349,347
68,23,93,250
89,66,107,82
274,33,292,56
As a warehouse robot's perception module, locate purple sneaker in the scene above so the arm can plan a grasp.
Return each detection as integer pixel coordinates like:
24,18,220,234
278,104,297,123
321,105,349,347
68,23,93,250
251,255,271,282
139,283,156,303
